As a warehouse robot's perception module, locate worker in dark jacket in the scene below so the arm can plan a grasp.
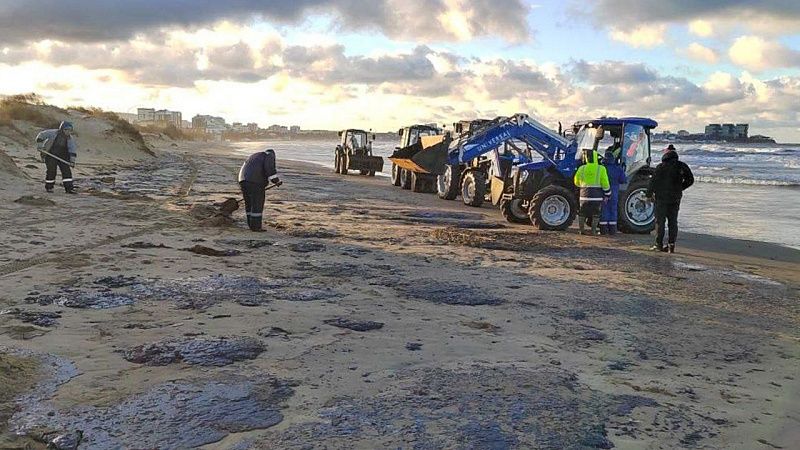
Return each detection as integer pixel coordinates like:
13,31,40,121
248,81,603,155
36,121,77,193
238,149,281,231
600,149,627,235
647,144,694,253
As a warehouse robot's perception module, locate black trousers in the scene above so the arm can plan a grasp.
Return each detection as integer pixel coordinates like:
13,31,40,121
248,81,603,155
655,201,680,247
45,156,73,191
240,181,266,231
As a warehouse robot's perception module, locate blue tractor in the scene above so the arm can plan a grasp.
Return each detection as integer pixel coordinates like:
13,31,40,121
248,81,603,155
409,113,659,233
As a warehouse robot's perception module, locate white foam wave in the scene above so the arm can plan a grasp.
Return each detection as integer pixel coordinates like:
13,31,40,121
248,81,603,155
696,175,799,187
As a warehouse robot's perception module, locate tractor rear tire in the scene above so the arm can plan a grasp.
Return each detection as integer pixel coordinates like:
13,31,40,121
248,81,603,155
618,178,656,234
461,170,486,207
501,198,530,224
437,164,460,200
334,153,341,174
341,154,349,175
391,163,402,186
411,171,427,193
529,184,576,231
400,169,412,190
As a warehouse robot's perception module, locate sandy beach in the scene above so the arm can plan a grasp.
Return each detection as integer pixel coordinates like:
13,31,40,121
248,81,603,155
0,130,797,449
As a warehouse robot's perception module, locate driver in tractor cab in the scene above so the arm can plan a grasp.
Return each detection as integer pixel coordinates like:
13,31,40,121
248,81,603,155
606,137,622,160
574,148,611,235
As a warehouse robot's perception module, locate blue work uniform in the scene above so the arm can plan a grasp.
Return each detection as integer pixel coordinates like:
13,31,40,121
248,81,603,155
600,152,627,231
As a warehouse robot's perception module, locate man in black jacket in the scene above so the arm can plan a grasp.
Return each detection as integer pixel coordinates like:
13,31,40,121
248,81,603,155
238,149,281,231
647,144,694,253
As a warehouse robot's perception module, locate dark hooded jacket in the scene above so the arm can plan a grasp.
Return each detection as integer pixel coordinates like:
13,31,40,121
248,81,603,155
238,149,279,184
647,150,694,203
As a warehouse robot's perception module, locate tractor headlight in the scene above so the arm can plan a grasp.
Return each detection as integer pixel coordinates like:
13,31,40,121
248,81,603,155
519,170,529,183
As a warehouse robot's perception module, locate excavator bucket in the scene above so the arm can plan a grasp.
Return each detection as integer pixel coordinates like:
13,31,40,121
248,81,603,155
388,135,450,175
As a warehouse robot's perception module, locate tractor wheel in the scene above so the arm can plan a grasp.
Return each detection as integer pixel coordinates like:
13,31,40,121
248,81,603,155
341,154,349,175
391,163,402,186
529,184,576,231
618,178,656,234
461,170,486,207
334,152,341,174
410,171,427,193
501,198,530,224
437,164,460,200
400,168,412,190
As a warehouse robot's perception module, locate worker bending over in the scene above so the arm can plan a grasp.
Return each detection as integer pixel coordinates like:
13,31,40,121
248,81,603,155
36,121,77,194
599,149,626,235
574,148,610,235
238,149,281,231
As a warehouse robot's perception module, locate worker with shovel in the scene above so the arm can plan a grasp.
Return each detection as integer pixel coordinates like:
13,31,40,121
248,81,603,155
238,149,281,231
35,121,77,194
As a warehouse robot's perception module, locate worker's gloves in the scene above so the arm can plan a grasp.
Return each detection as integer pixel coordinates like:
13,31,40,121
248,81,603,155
69,155,76,167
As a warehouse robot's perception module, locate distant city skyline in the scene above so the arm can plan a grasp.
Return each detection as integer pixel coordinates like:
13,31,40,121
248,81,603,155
1,1,798,141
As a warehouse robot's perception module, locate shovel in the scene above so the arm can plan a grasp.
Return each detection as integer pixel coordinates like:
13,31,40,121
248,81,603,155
236,182,282,205
38,148,75,167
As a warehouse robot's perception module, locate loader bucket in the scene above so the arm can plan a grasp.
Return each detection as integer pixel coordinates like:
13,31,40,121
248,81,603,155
347,154,384,172
388,136,450,175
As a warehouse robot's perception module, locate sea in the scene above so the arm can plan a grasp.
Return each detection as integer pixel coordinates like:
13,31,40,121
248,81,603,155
232,140,800,250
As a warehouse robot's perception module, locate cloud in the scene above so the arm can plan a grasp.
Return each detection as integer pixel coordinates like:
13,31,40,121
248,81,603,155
591,0,800,35
682,43,718,64
570,60,658,85
728,36,800,71
609,25,666,48
688,20,714,37
0,0,531,44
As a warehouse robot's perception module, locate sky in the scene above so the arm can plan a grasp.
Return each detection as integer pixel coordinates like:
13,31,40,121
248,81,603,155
1,0,799,141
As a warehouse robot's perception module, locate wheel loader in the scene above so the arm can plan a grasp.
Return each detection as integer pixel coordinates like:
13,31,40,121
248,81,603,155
334,129,383,176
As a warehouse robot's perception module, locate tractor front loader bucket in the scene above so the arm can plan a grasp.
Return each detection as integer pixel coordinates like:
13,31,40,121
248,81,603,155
388,136,450,175
348,155,384,172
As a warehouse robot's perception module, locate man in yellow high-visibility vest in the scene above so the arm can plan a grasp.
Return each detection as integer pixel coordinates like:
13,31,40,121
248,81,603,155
574,148,611,235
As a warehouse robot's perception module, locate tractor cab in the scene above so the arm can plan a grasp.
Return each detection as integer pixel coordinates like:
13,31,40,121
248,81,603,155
339,129,373,155
572,117,656,177
397,124,442,149
572,117,658,233
334,129,383,176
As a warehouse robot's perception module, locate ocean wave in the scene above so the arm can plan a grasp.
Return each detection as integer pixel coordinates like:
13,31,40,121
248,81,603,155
696,175,799,187
679,148,798,158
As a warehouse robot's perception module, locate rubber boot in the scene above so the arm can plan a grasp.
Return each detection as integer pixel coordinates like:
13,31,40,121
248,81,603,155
578,215,586,235
668,244,675,254
609,224,617,235
599,225,608,235
590,217,598,236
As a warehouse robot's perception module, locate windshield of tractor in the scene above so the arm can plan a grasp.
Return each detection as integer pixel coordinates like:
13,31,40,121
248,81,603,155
408,127,439,145
347,131,367,149
574,125,617,162
622,123,649,165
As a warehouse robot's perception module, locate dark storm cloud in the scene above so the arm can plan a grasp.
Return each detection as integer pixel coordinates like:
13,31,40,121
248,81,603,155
570,60,658,85
283,45,437,84
590,0,800,24
0,0,531,44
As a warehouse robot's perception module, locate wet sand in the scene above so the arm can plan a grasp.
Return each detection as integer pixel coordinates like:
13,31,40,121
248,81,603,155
1,140,798,449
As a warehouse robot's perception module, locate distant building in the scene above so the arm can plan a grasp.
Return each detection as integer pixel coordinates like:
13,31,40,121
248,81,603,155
137,107,182,128
137,108,155,122
677,130,690,137
704,124,722,139
267,124,288,133
192,114,227,133
290,125,301,133
734,123,749,139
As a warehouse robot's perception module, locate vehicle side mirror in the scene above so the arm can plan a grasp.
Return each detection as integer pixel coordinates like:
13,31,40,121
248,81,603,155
398,129,403,136
372,134,376,140
338,131,343,137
